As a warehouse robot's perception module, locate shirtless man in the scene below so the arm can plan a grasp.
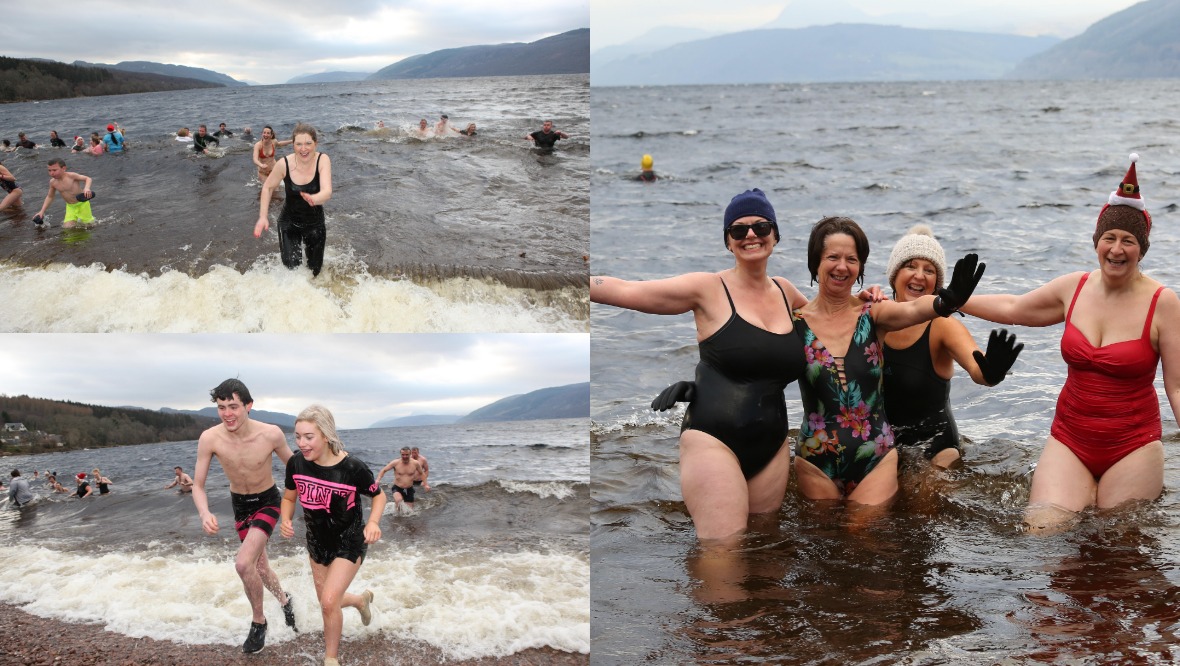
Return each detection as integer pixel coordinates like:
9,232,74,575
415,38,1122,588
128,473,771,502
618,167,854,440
192,378,296,654
165,466,194,493
33,158,94,228
410,447,430,492
376,447,425,513
412,118,432,139
434,114,458,135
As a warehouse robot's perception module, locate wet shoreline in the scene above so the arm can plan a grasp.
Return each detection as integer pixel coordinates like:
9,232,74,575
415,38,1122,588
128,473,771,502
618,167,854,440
0,602,588,666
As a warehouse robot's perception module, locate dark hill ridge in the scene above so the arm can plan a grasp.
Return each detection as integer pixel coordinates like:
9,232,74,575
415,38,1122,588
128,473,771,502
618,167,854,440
0,56,222,103
369,28,588,80
73,60,248,87
458,382,589,423
591,24,1059,86
1010,0,1180,79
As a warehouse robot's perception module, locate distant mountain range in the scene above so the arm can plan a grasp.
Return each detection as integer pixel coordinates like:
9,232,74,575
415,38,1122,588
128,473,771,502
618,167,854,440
73,60,247,87
457,382,590,423
592,24,1059,86
369,28,588,80
593,0,1180,85
158,382,589,431
372,382,590,428
286,29,589,85
1008,0,1180,79
287,71,372,84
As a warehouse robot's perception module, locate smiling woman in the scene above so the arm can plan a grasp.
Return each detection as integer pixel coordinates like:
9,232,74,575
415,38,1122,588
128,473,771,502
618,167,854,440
590,188,811,542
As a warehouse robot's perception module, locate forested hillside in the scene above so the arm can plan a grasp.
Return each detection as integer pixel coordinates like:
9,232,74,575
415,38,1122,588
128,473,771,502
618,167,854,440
0,56,221,103
0,395,216,453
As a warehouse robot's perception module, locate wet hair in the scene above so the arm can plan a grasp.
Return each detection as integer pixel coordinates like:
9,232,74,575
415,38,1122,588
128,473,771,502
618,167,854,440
210,378,253,405
400,447,411,454
177,127,190,137
297,404,343,455
262,125,275,137
47,157,66,168
199,124,207,131
10,469,19,478
411,447,420,453
291,123,318,143
807,216,870,287
173,466,183,472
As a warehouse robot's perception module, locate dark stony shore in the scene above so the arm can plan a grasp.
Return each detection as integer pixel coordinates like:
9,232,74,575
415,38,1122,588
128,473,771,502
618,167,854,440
0,603,588,666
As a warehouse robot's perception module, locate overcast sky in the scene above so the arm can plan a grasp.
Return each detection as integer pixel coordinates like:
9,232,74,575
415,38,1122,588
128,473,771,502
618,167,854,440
0,334,588,429
5,1,588,85
591,0,1143,51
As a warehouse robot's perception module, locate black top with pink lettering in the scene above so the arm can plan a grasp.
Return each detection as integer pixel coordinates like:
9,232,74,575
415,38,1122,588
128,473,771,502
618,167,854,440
285,453,380,546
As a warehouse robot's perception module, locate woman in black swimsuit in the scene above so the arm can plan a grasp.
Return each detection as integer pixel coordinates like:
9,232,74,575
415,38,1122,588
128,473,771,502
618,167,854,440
0,162,22,212
591,189,815,541
254,123,334,276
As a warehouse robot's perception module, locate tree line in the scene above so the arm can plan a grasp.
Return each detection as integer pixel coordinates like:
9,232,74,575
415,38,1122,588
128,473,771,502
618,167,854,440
0,57,221,104
0,394,216,453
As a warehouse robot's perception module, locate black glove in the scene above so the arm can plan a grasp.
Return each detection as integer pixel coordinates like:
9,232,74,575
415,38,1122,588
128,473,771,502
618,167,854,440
972,328,1024,386
934,253,985,317
651,381,696,411
32,214,43,225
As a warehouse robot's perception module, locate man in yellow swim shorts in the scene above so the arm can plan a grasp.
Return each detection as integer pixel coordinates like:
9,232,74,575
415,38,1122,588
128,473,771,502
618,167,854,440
33,158,96,228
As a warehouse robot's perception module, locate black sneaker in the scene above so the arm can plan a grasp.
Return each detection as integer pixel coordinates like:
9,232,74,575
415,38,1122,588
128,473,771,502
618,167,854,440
242,621,267,654
282,595,297,632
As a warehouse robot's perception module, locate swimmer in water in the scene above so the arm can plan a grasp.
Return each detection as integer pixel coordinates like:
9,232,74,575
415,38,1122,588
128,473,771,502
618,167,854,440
91,468,112,495
254,123,334,277
165,466,195,493
637,154,657,182
526,120,568,149
253,125,293,184
376,447,424,514
32,158,95,228
0,161,22,212
412,118,433,139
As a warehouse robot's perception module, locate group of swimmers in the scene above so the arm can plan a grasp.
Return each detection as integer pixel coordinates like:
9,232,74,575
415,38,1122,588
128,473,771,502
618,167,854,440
593,153,1178,540
6,467,113,506
2,123,126,155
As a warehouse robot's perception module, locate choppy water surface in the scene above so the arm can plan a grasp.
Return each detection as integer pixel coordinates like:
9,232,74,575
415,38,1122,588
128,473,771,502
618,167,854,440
591,80,1180,664
0,418,589,659
0,75,589,332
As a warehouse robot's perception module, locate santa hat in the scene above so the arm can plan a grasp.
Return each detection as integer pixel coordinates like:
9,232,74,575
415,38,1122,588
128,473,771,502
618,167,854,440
1094,153,1152,254
76,472,87,480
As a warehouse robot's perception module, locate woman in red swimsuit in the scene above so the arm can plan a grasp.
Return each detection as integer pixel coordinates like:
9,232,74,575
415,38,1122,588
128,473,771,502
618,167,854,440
961,155,1180,533
252,125,292,185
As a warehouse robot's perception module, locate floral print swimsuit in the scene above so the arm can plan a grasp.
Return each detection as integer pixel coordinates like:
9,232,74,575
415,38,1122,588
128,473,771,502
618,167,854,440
794,302,895,495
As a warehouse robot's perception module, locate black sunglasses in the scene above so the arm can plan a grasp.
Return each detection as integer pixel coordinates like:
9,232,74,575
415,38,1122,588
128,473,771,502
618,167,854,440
727,221,775,240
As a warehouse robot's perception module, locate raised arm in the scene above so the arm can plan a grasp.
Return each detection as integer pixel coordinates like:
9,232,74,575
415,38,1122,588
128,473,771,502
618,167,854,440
590,272,712,316
936,318,1023,386
959,272,1080,327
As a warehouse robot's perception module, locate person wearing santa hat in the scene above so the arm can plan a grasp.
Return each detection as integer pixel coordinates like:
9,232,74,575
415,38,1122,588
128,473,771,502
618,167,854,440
960,154,1180,534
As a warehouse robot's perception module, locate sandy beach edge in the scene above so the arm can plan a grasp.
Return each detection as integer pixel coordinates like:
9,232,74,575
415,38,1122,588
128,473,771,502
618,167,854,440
0,602,589,666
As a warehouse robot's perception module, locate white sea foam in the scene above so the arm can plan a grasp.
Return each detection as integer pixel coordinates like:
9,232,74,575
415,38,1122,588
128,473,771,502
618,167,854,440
0,543,589,657
0,260,587,333
497,480,581,500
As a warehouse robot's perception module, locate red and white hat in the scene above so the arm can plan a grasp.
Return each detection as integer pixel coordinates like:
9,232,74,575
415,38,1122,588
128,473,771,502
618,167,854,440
1094,153,1152,253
